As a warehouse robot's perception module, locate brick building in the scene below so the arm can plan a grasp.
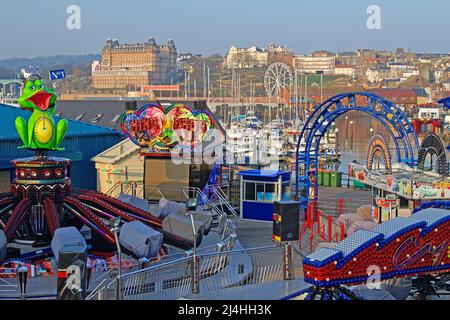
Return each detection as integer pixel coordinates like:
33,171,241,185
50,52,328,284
367,88,419,106
92,37,177,90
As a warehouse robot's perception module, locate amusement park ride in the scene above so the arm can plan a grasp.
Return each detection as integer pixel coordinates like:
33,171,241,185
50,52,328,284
0,73,448,300
0,76,215,298
295,92,450,300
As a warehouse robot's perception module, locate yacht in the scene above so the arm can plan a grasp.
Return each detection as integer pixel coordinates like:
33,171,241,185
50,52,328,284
245,110,262,129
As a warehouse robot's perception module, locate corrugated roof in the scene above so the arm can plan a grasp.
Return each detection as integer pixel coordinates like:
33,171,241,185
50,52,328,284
0,103,123,141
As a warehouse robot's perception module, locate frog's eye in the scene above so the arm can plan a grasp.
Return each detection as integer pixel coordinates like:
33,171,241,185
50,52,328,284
38,84,45,90
29,85,36,91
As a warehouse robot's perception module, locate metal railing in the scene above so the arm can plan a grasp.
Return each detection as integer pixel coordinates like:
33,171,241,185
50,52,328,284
104,180,237,223
88,241,298,300
198,245,289,292
85,279,110,301
105,180,144,198
116,233,239,300
145,184,236,223
204,184,238,218
298,202,346,256
120,257,193,300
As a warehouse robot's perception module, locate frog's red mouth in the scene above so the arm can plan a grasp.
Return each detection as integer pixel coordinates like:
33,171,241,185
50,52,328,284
27,91,54,111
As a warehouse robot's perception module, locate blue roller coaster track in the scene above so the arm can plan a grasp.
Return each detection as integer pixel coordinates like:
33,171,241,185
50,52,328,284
295,92,420,209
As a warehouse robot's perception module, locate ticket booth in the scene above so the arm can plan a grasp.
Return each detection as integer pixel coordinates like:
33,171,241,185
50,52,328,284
237,170,291,222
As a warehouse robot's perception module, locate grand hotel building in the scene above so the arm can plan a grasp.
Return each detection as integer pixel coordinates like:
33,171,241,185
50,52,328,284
92,37,177,90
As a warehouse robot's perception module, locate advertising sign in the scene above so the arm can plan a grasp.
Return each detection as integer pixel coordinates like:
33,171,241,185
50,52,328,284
120,103,214,150
349,163,450,200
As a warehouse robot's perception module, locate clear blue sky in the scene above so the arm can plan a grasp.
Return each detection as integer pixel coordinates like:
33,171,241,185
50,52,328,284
0,0,448,59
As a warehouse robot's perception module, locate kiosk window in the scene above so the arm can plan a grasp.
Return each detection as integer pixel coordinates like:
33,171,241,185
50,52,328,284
282,184,290,201
256,183,265,201
265,183,276,202
245,182,256,200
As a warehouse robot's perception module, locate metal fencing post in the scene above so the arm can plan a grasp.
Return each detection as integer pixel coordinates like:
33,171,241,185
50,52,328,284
138,257,149,270
98,288,106,300
191,255,200,294
17,266,28,300
283,243,293,280
115,276,122,300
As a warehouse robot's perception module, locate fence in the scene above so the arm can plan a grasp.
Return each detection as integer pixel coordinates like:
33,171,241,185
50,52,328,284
87,242,298,300
105,180,144,198
298,201,346,256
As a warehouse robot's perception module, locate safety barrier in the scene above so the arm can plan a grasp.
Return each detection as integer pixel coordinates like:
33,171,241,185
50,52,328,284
87,241,298,300
198,245,289,292
105,180,144,198
203,185,238,218
299,201,346,256
116,236,240,300
104,181,237,223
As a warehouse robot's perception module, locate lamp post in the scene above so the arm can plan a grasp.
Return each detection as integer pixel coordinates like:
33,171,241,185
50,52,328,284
335,127,339,152
345,116,349,150
349,120,354,152
186,199,199,294
316,70,324,104
109,217,122,300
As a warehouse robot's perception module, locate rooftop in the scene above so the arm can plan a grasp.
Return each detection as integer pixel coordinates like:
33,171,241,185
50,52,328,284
0,103,123,142
367,88,418,97
237,169,291,178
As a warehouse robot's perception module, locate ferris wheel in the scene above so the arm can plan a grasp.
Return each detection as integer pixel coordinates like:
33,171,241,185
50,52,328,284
264,62,293,97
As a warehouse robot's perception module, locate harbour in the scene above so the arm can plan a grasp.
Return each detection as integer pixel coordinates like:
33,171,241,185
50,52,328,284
0,1,449,306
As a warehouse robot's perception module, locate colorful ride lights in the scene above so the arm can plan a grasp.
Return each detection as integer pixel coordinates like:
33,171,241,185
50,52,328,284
303,209,450,287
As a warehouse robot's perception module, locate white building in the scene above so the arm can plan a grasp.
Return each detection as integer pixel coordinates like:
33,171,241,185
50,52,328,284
366,68,390,83
224,46,268,69
434,69,444,84
334,65,355,78
293,54,336,74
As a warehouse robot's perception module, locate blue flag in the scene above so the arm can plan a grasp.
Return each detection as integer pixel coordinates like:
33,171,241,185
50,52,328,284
49,69,66,80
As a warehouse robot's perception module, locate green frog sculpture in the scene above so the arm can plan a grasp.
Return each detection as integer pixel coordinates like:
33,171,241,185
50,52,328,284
15,78,68,151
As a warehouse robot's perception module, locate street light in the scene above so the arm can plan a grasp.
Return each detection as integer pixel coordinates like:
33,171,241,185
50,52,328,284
109,217,122,299
335,127,339,151
185,204,199,294
349,121,354,152
345,116,349,150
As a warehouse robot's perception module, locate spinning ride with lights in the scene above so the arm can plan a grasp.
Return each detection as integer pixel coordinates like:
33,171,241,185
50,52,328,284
0,77,194,251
